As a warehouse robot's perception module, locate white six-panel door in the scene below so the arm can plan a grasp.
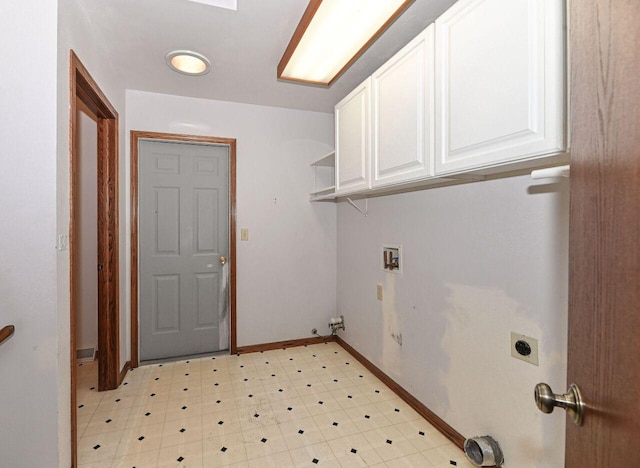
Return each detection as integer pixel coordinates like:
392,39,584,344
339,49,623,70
139,140,229,361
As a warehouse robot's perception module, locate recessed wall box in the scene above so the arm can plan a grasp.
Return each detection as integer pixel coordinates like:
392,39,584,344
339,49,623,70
381,244,402,274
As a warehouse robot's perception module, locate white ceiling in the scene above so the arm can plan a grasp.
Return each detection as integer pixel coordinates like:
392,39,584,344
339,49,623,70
78,0,458,113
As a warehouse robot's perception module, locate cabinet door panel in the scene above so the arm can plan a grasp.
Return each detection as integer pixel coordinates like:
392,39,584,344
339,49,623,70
372,25,434,187
335,79,371,194
435,0,565,174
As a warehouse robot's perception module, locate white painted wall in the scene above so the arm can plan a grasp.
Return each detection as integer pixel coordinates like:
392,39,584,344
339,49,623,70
57,0,128,464
0,1,60,466
125,90,336,350
75,105,98,352
337,175,569,467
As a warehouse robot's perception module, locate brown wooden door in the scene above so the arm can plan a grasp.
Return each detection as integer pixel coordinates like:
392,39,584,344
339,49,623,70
566,1,640,466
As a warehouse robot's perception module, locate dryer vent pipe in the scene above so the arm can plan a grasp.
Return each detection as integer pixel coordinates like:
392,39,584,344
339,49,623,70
463,436,504,467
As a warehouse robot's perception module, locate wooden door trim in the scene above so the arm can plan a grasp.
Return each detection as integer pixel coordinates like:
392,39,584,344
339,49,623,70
69,50,120,468
130,130,238,367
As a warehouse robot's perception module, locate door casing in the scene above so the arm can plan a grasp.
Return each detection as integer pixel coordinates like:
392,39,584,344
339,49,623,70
130,131,237,367
69,50,120,468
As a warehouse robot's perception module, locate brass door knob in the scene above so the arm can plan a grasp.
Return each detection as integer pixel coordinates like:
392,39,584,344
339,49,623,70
534,382,584,426
219,256,227,265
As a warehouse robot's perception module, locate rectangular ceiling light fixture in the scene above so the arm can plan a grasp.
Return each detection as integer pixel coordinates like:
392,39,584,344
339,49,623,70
278,0,413,86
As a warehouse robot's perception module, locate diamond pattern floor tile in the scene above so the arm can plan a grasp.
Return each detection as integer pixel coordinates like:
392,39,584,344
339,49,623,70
75,343,471,467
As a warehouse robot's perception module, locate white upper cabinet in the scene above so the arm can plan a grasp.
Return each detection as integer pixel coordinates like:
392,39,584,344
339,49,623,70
335,78,371,195
323,0,567,202
434,0,565,174
371,25,435,188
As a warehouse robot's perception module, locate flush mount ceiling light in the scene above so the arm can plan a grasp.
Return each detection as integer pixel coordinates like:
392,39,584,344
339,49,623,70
278,0,413,86
166,50,211,76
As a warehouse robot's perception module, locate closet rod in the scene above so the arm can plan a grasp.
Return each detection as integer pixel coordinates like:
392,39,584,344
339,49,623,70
531,165,570,179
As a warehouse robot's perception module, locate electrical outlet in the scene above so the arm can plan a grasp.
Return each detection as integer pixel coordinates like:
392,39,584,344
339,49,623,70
511,332,539,366
240,228,249,241
377,284,383,301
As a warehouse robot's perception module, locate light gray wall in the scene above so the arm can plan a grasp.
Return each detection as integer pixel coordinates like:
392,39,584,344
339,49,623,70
75,106,98,352
337,175,569,467
0,1,60,466
125,90,336,350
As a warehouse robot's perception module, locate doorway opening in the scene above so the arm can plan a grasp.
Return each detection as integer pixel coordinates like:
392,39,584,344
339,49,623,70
74,101,99,367
69,50,120,467
130,131,237,367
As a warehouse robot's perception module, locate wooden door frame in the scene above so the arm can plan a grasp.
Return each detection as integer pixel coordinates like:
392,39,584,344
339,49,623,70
130,131,237,367
69,50,120,467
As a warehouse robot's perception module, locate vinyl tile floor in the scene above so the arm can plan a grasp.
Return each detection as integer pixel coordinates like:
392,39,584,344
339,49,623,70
76,342,475,468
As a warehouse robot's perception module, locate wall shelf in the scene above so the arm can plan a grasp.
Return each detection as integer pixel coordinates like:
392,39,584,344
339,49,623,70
310,151,335,201
310,185,335,196
311,151,335,167
310,192,337,202
325,158,570,203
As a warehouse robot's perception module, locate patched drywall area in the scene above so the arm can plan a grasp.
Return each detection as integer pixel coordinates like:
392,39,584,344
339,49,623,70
337,175,569,467
380,274,403,371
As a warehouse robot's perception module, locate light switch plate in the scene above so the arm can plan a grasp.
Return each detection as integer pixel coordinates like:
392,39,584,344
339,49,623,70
240,228,249,241
377,284,383,301
511,332,539,366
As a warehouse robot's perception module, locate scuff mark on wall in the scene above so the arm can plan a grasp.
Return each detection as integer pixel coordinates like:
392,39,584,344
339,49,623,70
218,262,230,350
391,332,402,346
381,274,403,372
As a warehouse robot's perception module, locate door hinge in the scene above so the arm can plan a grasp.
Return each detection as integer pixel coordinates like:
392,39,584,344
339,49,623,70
97,264,104,271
